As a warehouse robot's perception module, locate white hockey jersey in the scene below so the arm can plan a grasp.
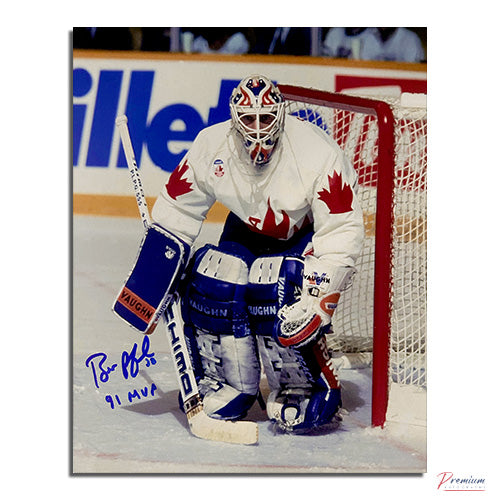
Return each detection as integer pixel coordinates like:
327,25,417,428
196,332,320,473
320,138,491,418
152,115,364,272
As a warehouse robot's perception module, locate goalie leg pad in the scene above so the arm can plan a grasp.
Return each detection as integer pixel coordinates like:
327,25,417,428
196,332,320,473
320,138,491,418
247,255,304,336
258,334,340,391
185,245,251,337
113,223,189,334
183,245,260,420
247,254,342,431
198,377,259,421
259,333,342,433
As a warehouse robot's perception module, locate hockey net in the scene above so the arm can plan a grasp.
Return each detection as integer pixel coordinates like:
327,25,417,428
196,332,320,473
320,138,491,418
280,86,427,427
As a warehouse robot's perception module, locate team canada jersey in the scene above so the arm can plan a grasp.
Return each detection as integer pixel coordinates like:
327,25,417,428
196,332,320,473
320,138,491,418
152,115,364,271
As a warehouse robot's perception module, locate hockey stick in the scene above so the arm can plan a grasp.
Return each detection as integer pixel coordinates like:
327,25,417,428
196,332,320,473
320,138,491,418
115,115,258,445
115,115,151,230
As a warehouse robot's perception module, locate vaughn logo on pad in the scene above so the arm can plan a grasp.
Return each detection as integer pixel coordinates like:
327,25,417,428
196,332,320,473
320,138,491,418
117,287,156,324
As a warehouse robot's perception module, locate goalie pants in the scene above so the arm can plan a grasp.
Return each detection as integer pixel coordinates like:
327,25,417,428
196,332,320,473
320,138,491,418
182,212,341,430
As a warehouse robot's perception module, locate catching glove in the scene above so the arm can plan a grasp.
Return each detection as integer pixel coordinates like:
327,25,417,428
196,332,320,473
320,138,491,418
275,257,355,348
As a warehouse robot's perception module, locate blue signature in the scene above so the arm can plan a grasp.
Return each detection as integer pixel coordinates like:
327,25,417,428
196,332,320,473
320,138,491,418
85,336,157,389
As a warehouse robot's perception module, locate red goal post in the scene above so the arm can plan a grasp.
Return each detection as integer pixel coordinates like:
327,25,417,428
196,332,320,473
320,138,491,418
280,85,427,427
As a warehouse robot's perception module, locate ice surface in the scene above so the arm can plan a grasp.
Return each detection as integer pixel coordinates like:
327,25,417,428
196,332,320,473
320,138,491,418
72,215,426,474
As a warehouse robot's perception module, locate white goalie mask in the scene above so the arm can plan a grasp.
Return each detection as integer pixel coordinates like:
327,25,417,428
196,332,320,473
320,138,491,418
230,75,285,170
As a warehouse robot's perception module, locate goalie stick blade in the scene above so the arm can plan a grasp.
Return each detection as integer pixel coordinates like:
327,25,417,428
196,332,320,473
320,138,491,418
188,410,258,445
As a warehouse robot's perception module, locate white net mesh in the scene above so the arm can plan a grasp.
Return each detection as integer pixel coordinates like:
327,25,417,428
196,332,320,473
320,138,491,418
284,93,427,390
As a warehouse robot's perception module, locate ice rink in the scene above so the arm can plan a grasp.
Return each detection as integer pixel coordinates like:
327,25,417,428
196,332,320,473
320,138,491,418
72,214,426,474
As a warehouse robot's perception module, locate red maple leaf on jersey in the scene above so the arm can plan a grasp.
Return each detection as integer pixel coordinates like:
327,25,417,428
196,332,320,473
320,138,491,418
166,161,193,200
317,170,353,214
246,199,290,239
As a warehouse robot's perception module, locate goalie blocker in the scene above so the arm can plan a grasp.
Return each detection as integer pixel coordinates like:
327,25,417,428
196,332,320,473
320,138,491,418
113,223,190,334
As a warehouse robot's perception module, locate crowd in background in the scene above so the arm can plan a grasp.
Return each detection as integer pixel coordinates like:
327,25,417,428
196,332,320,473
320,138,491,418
73,27,426,63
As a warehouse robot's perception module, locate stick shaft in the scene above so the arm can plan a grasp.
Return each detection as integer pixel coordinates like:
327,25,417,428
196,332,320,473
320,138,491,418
114,115,258,444
115,115,151,229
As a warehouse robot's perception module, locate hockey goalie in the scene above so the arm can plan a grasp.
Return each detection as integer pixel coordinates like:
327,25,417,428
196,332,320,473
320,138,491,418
115,75,364,435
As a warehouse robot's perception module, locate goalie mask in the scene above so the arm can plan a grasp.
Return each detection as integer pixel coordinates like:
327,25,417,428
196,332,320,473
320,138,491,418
230,75,285,170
